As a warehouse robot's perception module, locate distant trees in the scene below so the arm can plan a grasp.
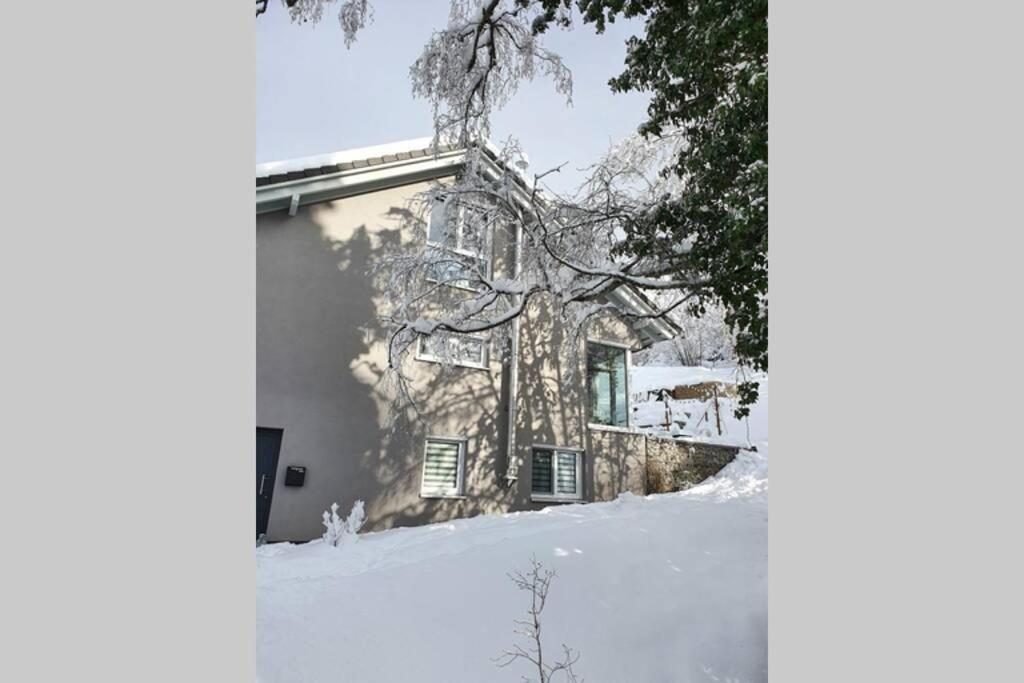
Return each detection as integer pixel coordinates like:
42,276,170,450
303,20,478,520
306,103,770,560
635,298,735,367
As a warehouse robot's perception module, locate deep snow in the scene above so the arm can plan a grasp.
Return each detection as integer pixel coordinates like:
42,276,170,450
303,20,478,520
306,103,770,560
631,366,768,449
257,367,768,682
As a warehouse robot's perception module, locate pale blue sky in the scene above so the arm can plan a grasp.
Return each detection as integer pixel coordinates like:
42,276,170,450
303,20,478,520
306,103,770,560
256,0,650,194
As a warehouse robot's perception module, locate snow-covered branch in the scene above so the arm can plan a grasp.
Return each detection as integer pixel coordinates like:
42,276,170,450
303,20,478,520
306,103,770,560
410,1,572,147
371,136,716,416
279,0,374,47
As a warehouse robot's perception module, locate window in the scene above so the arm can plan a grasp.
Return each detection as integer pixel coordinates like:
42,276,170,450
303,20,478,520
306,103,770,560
586,341,629,428
421,438,466,497
531,447,583,501
428,197,455,246
417,330,489,369
426,197,491,290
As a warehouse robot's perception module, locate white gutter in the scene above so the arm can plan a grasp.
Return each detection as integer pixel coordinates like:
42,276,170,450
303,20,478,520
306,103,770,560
606,286,680,343
504,219,524,486
256,149,465,214
256,137,435,177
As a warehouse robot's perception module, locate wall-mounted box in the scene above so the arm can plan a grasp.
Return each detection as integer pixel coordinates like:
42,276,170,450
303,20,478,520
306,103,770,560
284,466,306,487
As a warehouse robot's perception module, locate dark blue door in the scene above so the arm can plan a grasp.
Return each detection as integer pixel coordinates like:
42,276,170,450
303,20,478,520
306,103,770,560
256,427,283,539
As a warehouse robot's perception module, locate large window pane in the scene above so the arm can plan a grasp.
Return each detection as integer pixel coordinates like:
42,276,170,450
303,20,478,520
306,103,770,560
531,450,553,494
425,198,491,291
451,335,485,365
532,448,582,500
424,245,488,290
460,207,488,256
428,198,454,246
555,451,577,495
587,343,628,427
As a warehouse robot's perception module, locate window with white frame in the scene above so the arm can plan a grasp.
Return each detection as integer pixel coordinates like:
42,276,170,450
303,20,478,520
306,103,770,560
531,447,583,501
586,341,629,428
417,330,489,369
421,437,466,497
426,197,491,290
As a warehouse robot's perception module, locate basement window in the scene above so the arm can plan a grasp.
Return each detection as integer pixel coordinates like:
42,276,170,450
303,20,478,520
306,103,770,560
420,437,466,498
531,447,583,502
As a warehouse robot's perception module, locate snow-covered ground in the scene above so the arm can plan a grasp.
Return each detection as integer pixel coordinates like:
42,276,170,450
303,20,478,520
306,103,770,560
257,368,768,682
632,365,768,449
631,365,752,394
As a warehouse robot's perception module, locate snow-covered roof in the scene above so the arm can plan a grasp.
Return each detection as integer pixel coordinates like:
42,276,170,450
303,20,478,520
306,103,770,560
255,137,532,189
256,138,435,177
255,138,461,186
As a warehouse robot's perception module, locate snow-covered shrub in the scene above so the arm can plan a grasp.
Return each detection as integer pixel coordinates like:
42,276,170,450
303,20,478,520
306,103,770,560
321,500,366,547
344,500,366,537
322,503,344,546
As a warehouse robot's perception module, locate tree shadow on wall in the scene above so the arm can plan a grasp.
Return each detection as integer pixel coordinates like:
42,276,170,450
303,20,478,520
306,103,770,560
257,210,385,540
259,198,646,539
352,207,518,530
515,298,641,502
259,201,524,537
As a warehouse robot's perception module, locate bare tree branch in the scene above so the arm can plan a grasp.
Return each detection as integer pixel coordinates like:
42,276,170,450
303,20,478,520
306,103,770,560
494,556,581,683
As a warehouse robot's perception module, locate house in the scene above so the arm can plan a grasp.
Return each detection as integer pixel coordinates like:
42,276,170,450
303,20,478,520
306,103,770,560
256,138,681,541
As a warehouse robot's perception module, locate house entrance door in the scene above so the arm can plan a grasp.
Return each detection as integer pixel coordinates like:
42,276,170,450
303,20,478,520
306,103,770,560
256,427,283,539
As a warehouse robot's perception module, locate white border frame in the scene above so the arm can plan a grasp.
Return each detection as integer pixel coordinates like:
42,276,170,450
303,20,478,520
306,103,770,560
584,338,633,431
419,436,468,499
425,197,494,292
415,332,490,371
529,445,584,503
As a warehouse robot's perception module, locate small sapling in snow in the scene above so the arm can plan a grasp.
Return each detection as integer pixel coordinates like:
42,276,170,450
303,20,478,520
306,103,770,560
494,555,582,683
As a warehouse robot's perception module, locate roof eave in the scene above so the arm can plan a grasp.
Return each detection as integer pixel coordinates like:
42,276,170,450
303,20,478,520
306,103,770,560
256,136,544,213
606,286,682,345
256,147,467,214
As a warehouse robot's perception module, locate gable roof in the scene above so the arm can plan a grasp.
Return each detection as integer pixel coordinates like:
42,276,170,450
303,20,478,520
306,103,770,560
256,139,681,344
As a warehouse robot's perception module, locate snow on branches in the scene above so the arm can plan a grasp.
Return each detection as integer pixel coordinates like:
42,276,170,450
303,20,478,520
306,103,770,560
410,1,572,147
282,0,374,47
370,136,712,418
265,0,765,415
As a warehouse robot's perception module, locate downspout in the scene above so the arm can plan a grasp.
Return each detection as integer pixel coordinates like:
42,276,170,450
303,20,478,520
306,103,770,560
503,219,524,487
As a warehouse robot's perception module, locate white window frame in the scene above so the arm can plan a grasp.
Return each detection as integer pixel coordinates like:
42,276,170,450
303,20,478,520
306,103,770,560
425,197,493,291
530,445,584,503
585,338,633,431
415,331,490,370
420,436,467,499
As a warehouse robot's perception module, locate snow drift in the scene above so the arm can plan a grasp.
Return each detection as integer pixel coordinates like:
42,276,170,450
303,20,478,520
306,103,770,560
256,443,768,682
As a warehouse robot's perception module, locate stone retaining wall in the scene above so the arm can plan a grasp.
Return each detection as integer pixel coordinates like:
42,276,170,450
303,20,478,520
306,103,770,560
645,437,741,494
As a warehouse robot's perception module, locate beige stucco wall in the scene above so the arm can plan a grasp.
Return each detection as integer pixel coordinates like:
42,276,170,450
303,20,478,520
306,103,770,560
257,176,649,540
507,293,649,509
